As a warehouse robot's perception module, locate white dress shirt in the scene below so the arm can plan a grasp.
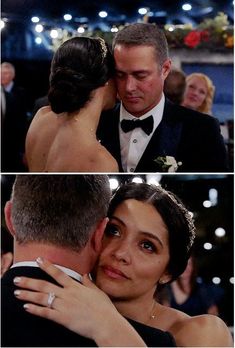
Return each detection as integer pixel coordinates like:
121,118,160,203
11,261,83,282
119,94,165,172
4,81,14,93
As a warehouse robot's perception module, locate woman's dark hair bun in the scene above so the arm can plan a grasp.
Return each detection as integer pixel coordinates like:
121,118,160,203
48,37,115,114
48,68,93,114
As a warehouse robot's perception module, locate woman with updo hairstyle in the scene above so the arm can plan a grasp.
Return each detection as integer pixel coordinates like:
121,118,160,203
182,73,215,115
26,37,118,172
14,182,233,347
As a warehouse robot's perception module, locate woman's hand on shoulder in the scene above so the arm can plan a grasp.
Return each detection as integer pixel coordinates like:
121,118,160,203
14,257,146,347
173,314,233,347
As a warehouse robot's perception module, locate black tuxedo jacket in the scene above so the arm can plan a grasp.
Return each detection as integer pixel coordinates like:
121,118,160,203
97,100,229,172
1,267,176,347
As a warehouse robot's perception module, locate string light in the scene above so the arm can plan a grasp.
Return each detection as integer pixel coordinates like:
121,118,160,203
35,24,44,33
182,3,192,11
64,14,72,21
109,178,119,190
0,20,5,30
99,11,108,18
31,16,40,23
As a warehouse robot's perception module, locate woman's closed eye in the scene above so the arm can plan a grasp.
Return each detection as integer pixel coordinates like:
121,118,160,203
140,240,157,253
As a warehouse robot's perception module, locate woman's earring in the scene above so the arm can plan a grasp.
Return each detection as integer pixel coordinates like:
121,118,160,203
159,279,166,284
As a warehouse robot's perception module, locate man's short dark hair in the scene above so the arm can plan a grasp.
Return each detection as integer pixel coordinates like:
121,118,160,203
164,68,186,104
11,175,111,251
113,23,169,67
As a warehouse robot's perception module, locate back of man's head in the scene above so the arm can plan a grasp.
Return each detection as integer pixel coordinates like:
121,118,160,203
164,68,186,104
11,175,111,251
113,23,169,67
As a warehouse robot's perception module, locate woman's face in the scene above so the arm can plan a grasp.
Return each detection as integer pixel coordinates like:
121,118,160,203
95,199,170,301
183,76,208,111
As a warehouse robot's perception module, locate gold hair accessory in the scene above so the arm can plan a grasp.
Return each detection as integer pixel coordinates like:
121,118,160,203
165,190,196,251
98,37,108,61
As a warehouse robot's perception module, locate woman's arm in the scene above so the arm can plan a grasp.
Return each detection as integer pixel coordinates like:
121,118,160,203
14,257,146,347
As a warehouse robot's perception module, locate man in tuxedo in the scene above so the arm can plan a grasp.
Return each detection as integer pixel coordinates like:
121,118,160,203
1,175,175,347
97,23,228,173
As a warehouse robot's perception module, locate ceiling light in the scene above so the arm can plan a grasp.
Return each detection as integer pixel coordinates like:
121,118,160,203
0,20,5,30
35,24,43,33
203,200,212,208
64,14,72,21
109,178,119,190
31,16,40,23
50,29,59,39
182,3,192,11
146,175,161,185
209,188,218,206
212,277,221,284
204,242,212,250
99,11,108,18
35,37,42,44
132,177,144,184
138,8,148,15
77,27,85,33
215,227,226,237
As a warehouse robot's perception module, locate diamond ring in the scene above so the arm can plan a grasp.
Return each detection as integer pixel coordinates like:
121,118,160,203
47,292,56,308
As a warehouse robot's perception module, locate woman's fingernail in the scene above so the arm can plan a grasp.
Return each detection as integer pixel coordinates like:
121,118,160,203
13,277,21,284
14,290,21,296
36,257,43,264
23,304,29,309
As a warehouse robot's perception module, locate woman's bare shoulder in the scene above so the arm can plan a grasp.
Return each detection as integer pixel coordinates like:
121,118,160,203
170,313,233,347
91,145,119,172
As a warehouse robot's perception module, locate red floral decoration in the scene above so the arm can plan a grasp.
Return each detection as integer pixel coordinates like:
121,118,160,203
184,30,201,48
200,30,210,42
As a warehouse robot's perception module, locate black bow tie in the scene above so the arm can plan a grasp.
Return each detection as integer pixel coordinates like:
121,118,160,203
121,116,154,136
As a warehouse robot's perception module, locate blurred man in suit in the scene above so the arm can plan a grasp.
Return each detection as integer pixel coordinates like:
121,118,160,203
1,62,28,171
97,23,228,173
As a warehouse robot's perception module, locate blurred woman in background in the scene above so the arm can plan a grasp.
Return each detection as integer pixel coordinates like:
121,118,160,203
182,73,215,114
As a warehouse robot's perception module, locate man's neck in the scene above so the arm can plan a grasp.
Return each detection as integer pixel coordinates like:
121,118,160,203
13,242,93,275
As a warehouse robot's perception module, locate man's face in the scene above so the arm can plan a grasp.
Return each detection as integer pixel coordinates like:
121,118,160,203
114,44,171,117
1,66,15,87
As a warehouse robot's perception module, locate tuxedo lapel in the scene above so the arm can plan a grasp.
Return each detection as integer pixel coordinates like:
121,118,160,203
135,101,183,172
98,105,123,171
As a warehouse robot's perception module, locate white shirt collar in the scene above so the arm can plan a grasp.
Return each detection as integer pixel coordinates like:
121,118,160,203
4,81,14,93
11,261,82,282
119,94,165,172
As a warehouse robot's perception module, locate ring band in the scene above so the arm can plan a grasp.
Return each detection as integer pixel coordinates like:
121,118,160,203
47,292,56,308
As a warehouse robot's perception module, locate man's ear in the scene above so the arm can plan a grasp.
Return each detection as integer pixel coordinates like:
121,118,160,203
4,201,16,237
91,217,109,254
162,59,172,80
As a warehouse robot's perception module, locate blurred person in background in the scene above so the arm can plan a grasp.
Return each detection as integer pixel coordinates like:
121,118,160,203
164,68,186,105
181,73,215,115
1,62,28,171
158,256,224,317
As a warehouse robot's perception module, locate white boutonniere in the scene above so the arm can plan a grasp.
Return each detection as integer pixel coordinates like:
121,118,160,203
154,156,182,172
